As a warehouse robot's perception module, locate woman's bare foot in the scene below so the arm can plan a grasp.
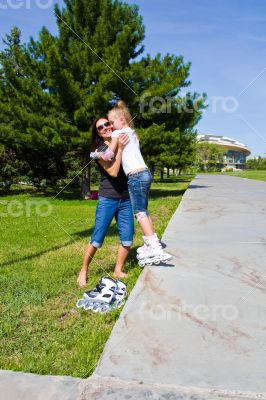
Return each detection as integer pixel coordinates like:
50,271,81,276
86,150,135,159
113,271,128,279
77,267,88,288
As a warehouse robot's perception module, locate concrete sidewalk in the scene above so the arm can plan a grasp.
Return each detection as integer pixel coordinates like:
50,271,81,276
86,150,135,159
1,174,266,400
88,174,266,399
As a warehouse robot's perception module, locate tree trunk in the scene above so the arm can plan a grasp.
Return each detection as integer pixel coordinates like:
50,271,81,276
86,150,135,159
160,170,164,181
167,168,170,178
80,157,91,199
3,181,12,193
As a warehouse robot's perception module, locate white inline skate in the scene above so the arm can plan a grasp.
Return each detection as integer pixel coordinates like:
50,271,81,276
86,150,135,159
136,235,172,267
76,276,127,313
137,233,159,255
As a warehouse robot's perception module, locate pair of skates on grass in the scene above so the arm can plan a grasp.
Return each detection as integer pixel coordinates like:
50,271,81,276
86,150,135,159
137,233,172,267
76,276,127,314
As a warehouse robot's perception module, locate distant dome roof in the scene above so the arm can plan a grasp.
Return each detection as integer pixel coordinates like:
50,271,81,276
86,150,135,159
197,134,251,156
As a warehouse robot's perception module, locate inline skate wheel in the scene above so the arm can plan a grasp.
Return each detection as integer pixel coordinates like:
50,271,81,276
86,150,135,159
76,299,85,308
138,260,152,267
116,299,125,308
83,302,93,311
100,304,111,313
92,303,101,313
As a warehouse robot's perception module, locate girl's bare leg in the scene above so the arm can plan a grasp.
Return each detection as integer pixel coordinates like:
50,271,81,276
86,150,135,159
148,215,154,231
77,243,98,287
113,245,130,278
138,215,154,236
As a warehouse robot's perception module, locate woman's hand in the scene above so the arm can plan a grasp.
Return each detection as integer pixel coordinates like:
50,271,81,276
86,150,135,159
118,133,129,149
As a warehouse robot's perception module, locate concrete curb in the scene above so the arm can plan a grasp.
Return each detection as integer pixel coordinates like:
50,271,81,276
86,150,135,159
0,370,86,400
82,375,266,400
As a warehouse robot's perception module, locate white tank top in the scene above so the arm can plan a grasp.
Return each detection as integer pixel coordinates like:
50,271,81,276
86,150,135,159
112,127,147,175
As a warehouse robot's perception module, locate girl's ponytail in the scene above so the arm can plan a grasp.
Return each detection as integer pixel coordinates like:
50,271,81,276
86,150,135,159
112,100,134,128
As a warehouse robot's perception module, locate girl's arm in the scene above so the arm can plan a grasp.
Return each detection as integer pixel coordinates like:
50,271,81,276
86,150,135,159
106,136,119,154
98,134,128,177
90,137,119,161
103,128,128,157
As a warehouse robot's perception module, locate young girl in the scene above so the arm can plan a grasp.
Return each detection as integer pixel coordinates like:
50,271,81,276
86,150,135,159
90,101,171,266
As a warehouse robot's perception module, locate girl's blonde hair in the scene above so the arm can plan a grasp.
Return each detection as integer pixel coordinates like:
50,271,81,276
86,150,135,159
108,100,134,128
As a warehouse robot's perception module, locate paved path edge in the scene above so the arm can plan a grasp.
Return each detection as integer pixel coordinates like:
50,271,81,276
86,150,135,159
82,374,266,400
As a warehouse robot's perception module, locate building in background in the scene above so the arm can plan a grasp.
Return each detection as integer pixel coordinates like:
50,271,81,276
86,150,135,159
197,134,251,170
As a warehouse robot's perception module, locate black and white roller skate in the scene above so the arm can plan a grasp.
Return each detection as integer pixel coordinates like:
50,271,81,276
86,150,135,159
113,279,127,308
76,277,127,313
76,276,117,313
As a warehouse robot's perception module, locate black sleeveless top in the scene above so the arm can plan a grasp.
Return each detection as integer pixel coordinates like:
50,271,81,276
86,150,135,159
96,161,129,199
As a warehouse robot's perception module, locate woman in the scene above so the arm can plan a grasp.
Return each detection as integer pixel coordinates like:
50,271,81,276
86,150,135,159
77,117,134,287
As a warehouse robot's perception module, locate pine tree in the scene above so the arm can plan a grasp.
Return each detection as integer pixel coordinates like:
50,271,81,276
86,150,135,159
0,27,77,189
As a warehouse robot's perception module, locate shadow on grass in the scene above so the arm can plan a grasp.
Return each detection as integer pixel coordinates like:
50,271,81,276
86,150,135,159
0,225,121,269
0,239,77,268
0,186,82,200
150,188,186,199
0,188,41,197
47,188,83,200
153,177,192,183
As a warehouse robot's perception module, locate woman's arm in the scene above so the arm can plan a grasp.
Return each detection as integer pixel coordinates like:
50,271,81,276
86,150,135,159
98,147,122,177
98,134,129,177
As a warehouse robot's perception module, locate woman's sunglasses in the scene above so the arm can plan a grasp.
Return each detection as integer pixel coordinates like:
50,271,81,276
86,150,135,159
97,121,111,132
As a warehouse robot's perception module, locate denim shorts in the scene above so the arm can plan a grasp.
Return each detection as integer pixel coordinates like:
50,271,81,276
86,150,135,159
90,196,134,248
127,169,153,215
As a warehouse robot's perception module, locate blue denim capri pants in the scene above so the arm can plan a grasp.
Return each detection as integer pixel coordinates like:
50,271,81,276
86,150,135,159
90,196,134,248
127,169,153,219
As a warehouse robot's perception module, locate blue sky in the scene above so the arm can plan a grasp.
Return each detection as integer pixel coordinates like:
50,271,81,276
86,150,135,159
1,0,266,156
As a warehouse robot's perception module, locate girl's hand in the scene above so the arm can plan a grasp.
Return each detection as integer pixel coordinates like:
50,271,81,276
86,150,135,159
118,133,129,149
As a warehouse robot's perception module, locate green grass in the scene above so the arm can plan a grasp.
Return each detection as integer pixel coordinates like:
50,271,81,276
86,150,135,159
221,170,266,182
0,176,193,377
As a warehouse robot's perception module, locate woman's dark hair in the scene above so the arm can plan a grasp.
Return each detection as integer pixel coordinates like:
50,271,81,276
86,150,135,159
91,116,108,151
